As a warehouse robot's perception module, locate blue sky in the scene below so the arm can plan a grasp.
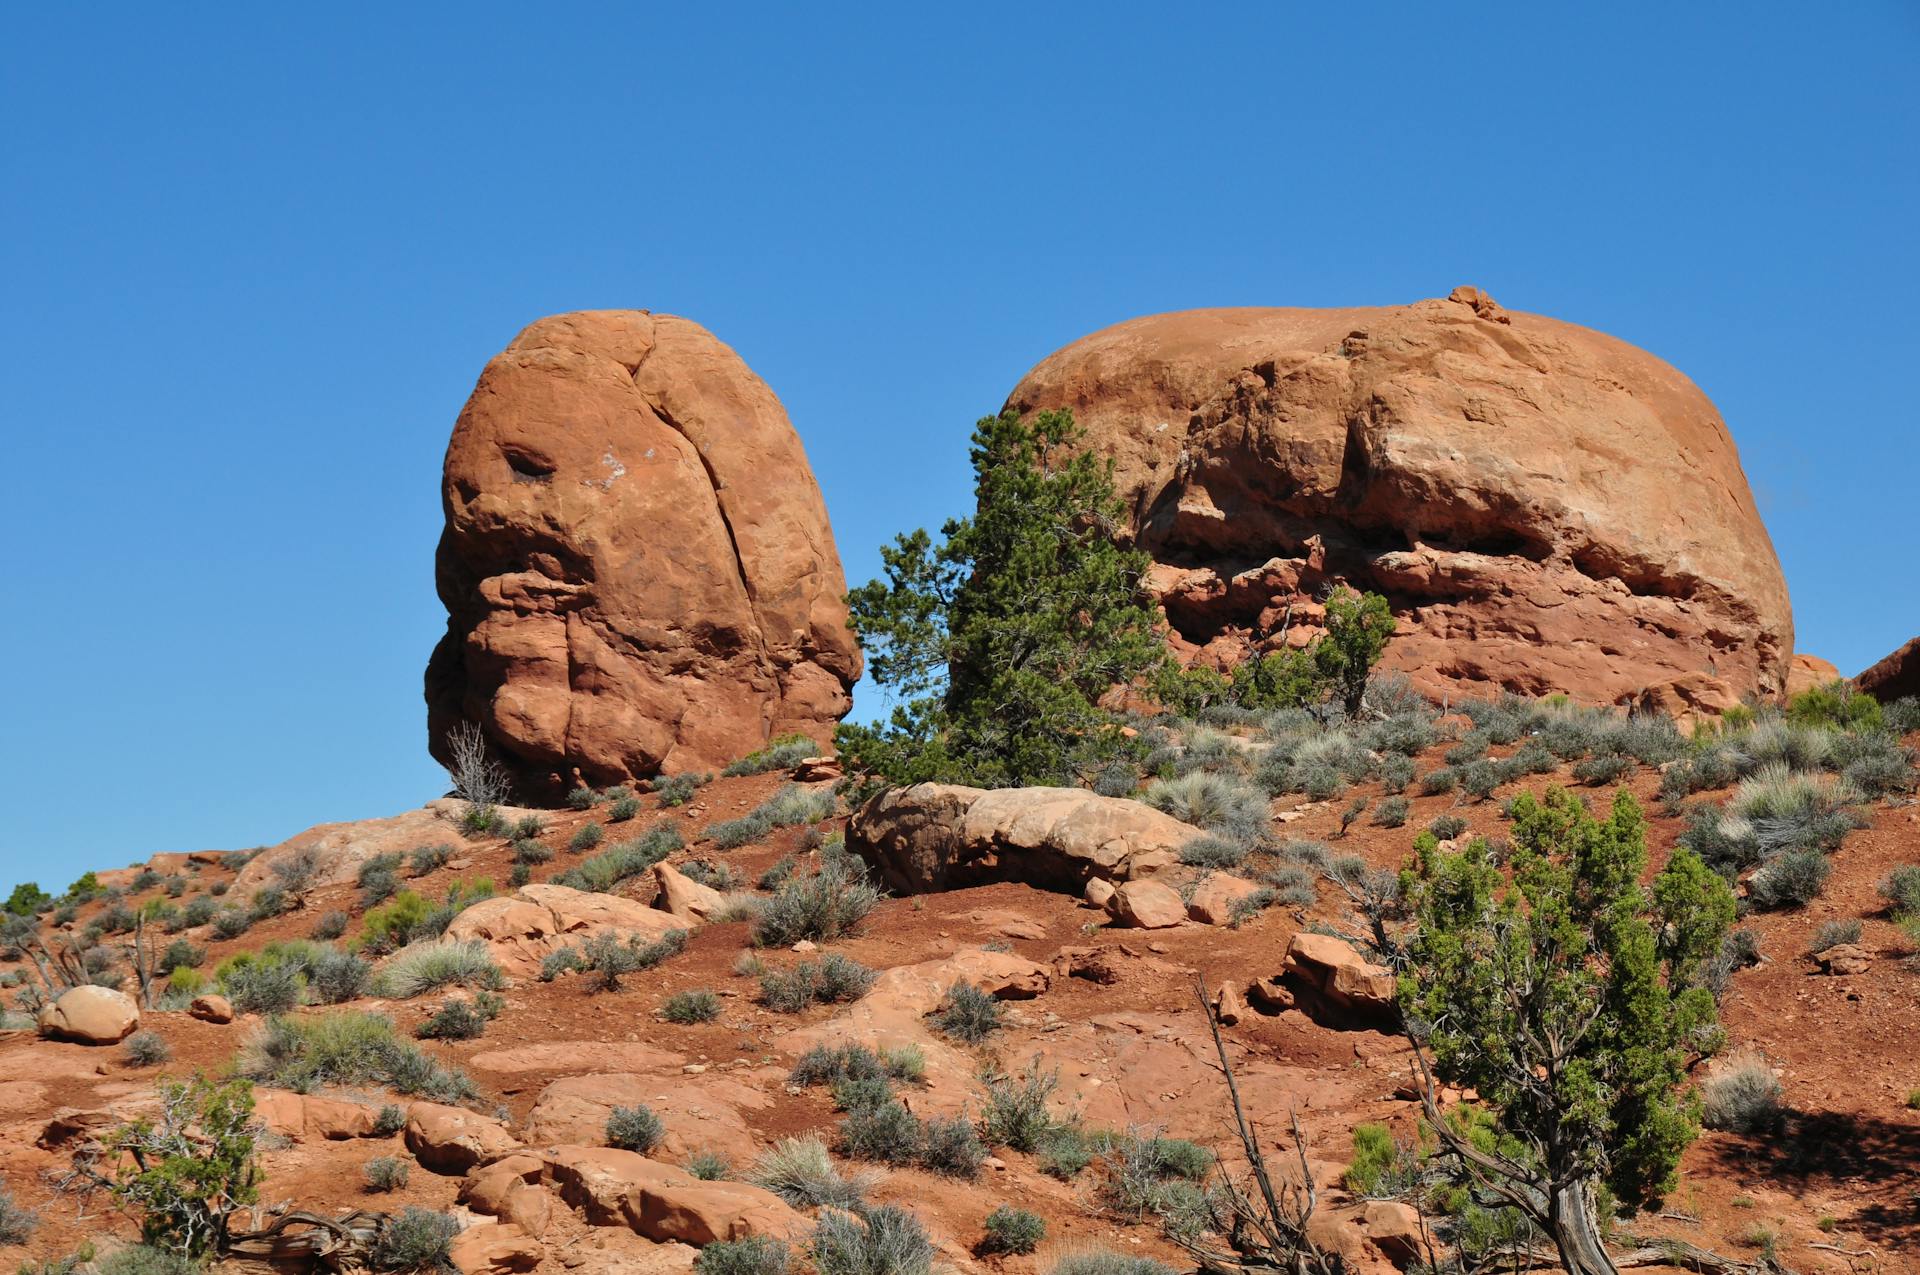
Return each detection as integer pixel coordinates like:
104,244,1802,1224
2,5,1915,887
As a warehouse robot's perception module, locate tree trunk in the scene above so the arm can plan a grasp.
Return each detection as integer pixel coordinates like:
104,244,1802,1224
1548,1181,1620,1275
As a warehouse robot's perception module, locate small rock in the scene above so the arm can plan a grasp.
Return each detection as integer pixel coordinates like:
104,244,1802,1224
1083,878,1117,909
1815,943,1871,976
189,993,234,1024
1106,880,1186,929
790,940,818,954
1213,983,1246,1026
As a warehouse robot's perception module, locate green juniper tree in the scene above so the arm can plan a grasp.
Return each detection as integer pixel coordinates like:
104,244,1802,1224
1315,586,1396,717
838,408,1164,787
1399,788,1735,1275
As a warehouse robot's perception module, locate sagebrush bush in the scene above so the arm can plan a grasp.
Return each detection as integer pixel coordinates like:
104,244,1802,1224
980,1205,1046,1255
364,1155,411,1192
569,823,605,853
1047,1253,1175,1275
93,1246,199,1275
663,989,722,1024
919,1113,986,1178
374,1104,407,1136
567,786,599,810
811,1205,932,1275
979,1058,1060,1151
1808,919,1862,954
684,1149,731,1180
791,1043,887,1089
753,857,881,947
552,824,684,893
1378,753,1417,795
373,939,501,999
928,980,1002,1044
753,1136,874,1211
0,1183,39,1244
579,929,686,992
724,734,822,777
1572,753,1631,787
1142,771,1268,845
409,843,453,877
1372,795,1410,827
511,838,553,865
226,960,306,1014
1428,814,1468,842
239,1011,476,1102
210,908,253,940
1179,835,1246,870
655,773,709,807
761,953,877,1013
1879,865,1920,918
308,949,373,1004
414,991,503,1041
1748,849,1830,910
607,795,641,823
606,1104,665,1152
1702,1055,1787,1133
696,1236,790,1275
839,1100,923,1165
124,1030,171,1067
370,1207,461,1272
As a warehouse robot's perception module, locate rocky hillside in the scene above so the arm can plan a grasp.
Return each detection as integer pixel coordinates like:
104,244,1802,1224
5,690,1917,1275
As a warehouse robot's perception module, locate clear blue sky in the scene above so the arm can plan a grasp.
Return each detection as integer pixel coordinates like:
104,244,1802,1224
2,5,1915,887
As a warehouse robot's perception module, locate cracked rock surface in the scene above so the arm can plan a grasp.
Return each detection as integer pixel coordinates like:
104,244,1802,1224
427,310,861,796
1003,286,1793,707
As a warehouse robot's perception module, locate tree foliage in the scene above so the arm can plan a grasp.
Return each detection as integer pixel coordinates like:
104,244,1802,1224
839,408,1164,787
1398,788,1734,1275
84,1076,262,1256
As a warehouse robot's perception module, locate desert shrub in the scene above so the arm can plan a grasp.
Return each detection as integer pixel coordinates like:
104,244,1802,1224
1093,1131,1217,1240
569,823,605,854
1179,835,1247,870
1702,1055,1787,1134
696,1236,790,1275
505,814,544,841
409,844,453,877
306,950,373,1004
1428,814,1468,842
980,1058,1060,1151
1092,760,1139,797
1572,753,1630,787
811,1205,933,1275
663,989,722,1024
1458,758,1504,801
414,991,503,1041
1880,865,1920,918
304,909,348,942
880,1044,926,1083
1732,720,1833,775
1884,698,1920,733
1373,753,1415,795
761,953,877,1013
370,1207,461,1272
540,947,585,982
1343,1123,1429,1198
679,860,740,891
753,1137,874,1211
93,1075,260,1256
1047,1252,1174,1275
838,1099,924,1166
1841,748,1914,798
209,909,253,941
684,1149,731,1180
225,961,305,1014
576,929,686,992
1808,919,1862,954
753,857,881,947
791,1043,888,1089
725,733,822,777
1747,849,1830,910
552,824,684,893
1445,732,1490,766
606,1104,665,1152
511,839,553,865
595,796,636,825
100,903,137,934
567,786,599,811
166,967,207,997
655,773,709,807
0,1184,39,1244
1788,681,1883,732
919,1113,987,1178
1142,772,1268,845
357,891,432,955
238,1011,475,1102
1731,765,1864,856
928,980,1002,1044
124,1031,171,1068
1372,795,1410,828
374,1104,407,1136
508,863,531,888
373,940,501,999
980,1206,1046,1255
364,1156,411,1192
1229,884,1282,925
180,897,217,928
93,1247,199,1275
1419,766,1458,796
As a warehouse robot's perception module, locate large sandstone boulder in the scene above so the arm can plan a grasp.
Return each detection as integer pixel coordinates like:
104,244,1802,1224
539,1146,805,1244
847,784,1197,894
426,311,862,798
37,986,139,1044
1004,288,1793,706
1857,637,1919,704
233,803,469,895
405,1101,522,1174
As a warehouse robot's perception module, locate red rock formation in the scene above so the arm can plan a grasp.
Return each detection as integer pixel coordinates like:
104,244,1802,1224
427,311,861,797
1004,287,1793,706
1856,636,1919,703
1788,653,1842,697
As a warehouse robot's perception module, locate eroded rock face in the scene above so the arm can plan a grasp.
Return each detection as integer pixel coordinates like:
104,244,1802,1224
1003,288,1793,706
847,784,1196,894
1857,637,1919,704
427,311,862,798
